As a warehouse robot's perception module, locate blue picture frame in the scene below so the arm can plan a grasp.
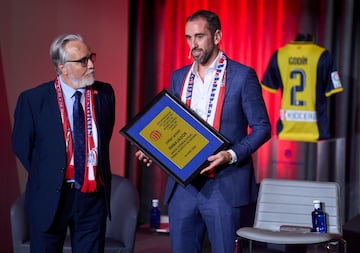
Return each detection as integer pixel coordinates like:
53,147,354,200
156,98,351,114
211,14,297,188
120,89,230,186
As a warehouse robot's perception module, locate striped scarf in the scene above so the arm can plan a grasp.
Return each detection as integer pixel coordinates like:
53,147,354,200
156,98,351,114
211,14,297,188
180,52,227,131
54,77,99,192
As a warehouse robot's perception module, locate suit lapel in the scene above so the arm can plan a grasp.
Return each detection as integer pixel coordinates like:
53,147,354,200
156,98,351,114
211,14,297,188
93,86,102,129
47,81,66,135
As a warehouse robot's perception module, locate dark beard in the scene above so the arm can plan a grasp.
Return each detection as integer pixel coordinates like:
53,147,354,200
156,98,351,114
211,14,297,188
193,44,214,65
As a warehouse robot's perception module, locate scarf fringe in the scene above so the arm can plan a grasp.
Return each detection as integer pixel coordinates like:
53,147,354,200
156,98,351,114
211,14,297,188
81,166,97,192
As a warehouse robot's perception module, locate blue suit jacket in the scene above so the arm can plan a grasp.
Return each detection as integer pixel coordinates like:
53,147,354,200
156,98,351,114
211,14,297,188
12,80,115,231
164,58,271,207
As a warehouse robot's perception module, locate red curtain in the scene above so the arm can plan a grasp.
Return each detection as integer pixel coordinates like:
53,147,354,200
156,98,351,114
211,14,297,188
151,0,302,134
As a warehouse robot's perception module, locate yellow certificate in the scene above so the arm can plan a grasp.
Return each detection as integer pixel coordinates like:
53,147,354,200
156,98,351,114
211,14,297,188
140,107,209,169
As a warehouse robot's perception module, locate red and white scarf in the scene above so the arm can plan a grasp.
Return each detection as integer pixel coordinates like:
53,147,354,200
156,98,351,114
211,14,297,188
55,77,99,193
180,52,227,131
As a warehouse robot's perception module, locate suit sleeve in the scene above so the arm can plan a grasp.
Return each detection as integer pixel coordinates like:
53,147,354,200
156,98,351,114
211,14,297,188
12,92,35,172
231,68,271,163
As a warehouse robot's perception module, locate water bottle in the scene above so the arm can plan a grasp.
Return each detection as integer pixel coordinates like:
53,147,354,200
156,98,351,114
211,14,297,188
150,199,161,229
311,200,327,233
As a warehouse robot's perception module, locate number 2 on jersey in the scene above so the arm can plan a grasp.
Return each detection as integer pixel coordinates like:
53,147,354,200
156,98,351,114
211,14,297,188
290,69,305,106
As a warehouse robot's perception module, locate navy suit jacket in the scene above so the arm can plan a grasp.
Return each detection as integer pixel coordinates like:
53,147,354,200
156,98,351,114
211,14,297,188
164,57,271,207
12,80,115,231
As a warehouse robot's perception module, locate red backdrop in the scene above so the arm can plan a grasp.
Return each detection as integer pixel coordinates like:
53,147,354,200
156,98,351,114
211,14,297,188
148,0,302,134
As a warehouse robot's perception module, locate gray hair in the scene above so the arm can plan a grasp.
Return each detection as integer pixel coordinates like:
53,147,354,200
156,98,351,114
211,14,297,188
50,34,84,75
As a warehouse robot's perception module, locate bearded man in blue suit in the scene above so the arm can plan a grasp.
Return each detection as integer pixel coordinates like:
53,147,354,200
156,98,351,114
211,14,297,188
136,10,271,253
12,34,115,253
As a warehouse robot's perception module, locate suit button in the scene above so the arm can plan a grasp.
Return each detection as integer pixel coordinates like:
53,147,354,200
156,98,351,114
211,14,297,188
56,188,61,192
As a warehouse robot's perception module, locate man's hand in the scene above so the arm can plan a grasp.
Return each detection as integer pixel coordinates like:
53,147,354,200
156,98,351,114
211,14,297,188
135,150,153,167
200,150,232,175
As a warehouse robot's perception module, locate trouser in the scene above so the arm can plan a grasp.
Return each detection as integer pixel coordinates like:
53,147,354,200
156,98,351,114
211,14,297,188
168,178,248,253
28,183,107,253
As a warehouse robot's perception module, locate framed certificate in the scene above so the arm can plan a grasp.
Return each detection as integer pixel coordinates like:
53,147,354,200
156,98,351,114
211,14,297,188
120,89,230,186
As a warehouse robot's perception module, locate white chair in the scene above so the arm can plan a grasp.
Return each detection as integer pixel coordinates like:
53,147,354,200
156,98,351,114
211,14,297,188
236,178,347,253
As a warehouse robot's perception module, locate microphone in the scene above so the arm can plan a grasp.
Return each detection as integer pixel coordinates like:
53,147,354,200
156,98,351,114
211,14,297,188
188,49,191,59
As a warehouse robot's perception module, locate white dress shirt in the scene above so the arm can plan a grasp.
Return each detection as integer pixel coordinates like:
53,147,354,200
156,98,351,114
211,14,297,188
190,53,237,164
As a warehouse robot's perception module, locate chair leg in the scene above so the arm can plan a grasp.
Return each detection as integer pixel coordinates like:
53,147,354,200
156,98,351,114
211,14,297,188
234,238,253,253
325,239,347,253
325,242,334,253
340,239,347,253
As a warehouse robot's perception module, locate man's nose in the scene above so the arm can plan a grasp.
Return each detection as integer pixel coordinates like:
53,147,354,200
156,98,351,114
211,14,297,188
189,38,198,49
87,59,95,68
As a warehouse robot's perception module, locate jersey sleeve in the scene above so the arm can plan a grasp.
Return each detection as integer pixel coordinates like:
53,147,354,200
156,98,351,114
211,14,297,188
318,50,343,96
262,51,282,93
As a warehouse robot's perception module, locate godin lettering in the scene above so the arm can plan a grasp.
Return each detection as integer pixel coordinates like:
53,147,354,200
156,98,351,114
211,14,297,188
288,57,307,65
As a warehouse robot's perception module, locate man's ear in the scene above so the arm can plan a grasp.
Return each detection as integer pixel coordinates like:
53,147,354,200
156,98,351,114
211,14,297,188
214,29,222,45
58,64,66,75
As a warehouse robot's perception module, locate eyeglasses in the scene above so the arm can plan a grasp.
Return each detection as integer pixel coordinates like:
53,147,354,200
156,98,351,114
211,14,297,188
65,53,96,67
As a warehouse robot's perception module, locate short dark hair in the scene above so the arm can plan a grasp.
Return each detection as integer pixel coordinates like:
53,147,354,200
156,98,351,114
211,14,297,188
186,10,221,36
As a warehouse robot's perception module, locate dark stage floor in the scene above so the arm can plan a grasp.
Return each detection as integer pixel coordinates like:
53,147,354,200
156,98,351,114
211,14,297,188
133,227,337,253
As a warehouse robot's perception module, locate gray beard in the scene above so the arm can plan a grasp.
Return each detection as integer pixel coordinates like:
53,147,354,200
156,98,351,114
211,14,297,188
70,75,95,89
